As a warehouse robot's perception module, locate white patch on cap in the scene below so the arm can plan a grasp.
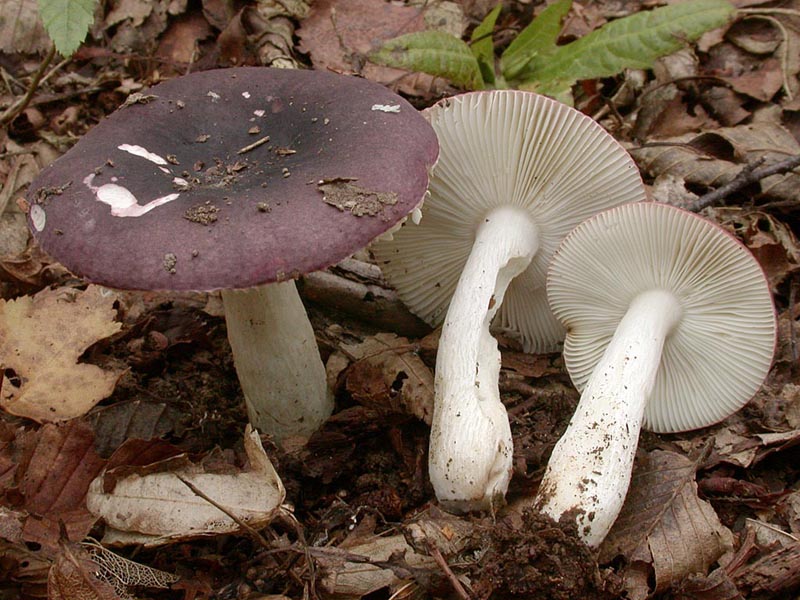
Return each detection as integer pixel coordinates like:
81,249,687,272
118,144,169,165
253,109,266,117
207,90,221,102
371,104,401,113
84,173,180,217
242,92,251,98
30,204,46,231
411,206,423,225
173,176,189,186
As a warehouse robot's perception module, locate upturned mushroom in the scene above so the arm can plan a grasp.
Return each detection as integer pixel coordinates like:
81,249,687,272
534,202,776,547
373,90,646,511
26,67,438,442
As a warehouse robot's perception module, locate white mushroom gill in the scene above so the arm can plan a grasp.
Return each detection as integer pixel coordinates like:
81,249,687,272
534,289,682,547
431,205,539,511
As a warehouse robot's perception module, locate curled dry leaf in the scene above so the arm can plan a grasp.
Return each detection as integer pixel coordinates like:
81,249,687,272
600,450,733,598
0,285,124,422
86,426,285,546
632,122,800,208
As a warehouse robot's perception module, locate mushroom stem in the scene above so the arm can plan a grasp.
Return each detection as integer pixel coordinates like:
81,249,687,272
534,289,683,547
221,282,333,442
430,205,539,511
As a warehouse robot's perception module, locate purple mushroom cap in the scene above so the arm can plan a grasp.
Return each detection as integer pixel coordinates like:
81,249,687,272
27,67,439,291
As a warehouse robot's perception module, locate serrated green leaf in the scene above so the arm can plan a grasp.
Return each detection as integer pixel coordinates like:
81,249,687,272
501,0,572,81
471,4,502,85
529,0,734,87
370,31,484,90
37,0,96,56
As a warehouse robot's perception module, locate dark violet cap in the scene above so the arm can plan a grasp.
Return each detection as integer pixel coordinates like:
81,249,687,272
27,67,439,291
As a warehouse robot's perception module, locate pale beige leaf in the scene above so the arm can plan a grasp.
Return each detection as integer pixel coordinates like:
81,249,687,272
86,426,285,546
319,533,435,597
600,450,733,595
0,285,124,422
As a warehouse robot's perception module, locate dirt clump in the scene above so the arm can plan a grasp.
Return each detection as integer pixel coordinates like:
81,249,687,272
478,509,611,600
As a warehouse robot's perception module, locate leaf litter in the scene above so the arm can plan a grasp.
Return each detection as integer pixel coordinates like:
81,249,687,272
1,0,800,598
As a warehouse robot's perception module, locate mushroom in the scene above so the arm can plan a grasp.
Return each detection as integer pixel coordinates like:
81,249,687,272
372,90,646,511
534,202,776,547
26,67,438,442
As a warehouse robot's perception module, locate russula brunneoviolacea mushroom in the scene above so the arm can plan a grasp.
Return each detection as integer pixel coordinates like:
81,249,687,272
372,90,646,511
533,201,776,547
26,67,438,442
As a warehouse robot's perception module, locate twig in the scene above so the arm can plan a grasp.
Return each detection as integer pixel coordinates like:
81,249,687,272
176,474,272,548
0,44,57,125
687,153,800,212
425,541,473,600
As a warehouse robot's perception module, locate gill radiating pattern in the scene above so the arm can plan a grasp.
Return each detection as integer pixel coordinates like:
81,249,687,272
374,90,646,354
547,202,776,433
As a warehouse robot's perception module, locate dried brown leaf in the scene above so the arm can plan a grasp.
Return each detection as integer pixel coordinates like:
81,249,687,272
15,421,105,550
48,542,121,600
89,400,181,457
0,285,124,422
0,0,51,54
633,122,800,207
297,0,456,98
341,333,434,424
600,450,733,596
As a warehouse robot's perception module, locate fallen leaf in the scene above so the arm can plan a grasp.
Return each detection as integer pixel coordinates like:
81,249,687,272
633,122,800,207
0,0,51,53
89,400,181,457
87,426,285,546
14,421,105,550
341,333,434,424
0,285,124,422
48,541,123,600
600,450,733,597
297,0,459,98
318,533,435,597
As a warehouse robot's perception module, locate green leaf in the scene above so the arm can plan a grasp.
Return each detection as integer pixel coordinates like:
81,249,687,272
370,31,485,90
37,0,96,56
529,0,734,87
471,4,502,85
501,0,572,81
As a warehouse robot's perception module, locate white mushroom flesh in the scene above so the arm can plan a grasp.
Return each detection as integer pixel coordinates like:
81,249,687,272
431,205,539,511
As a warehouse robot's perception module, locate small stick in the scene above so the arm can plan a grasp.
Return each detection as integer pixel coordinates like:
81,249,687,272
687,153,800,212
176,475,271,548
425,541,473,600
0,44,57,125
237,135,271,154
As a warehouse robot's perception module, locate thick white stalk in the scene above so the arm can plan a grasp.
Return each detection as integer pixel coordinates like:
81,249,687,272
221,282,333,442
534,289,683,547
430,206,539,511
